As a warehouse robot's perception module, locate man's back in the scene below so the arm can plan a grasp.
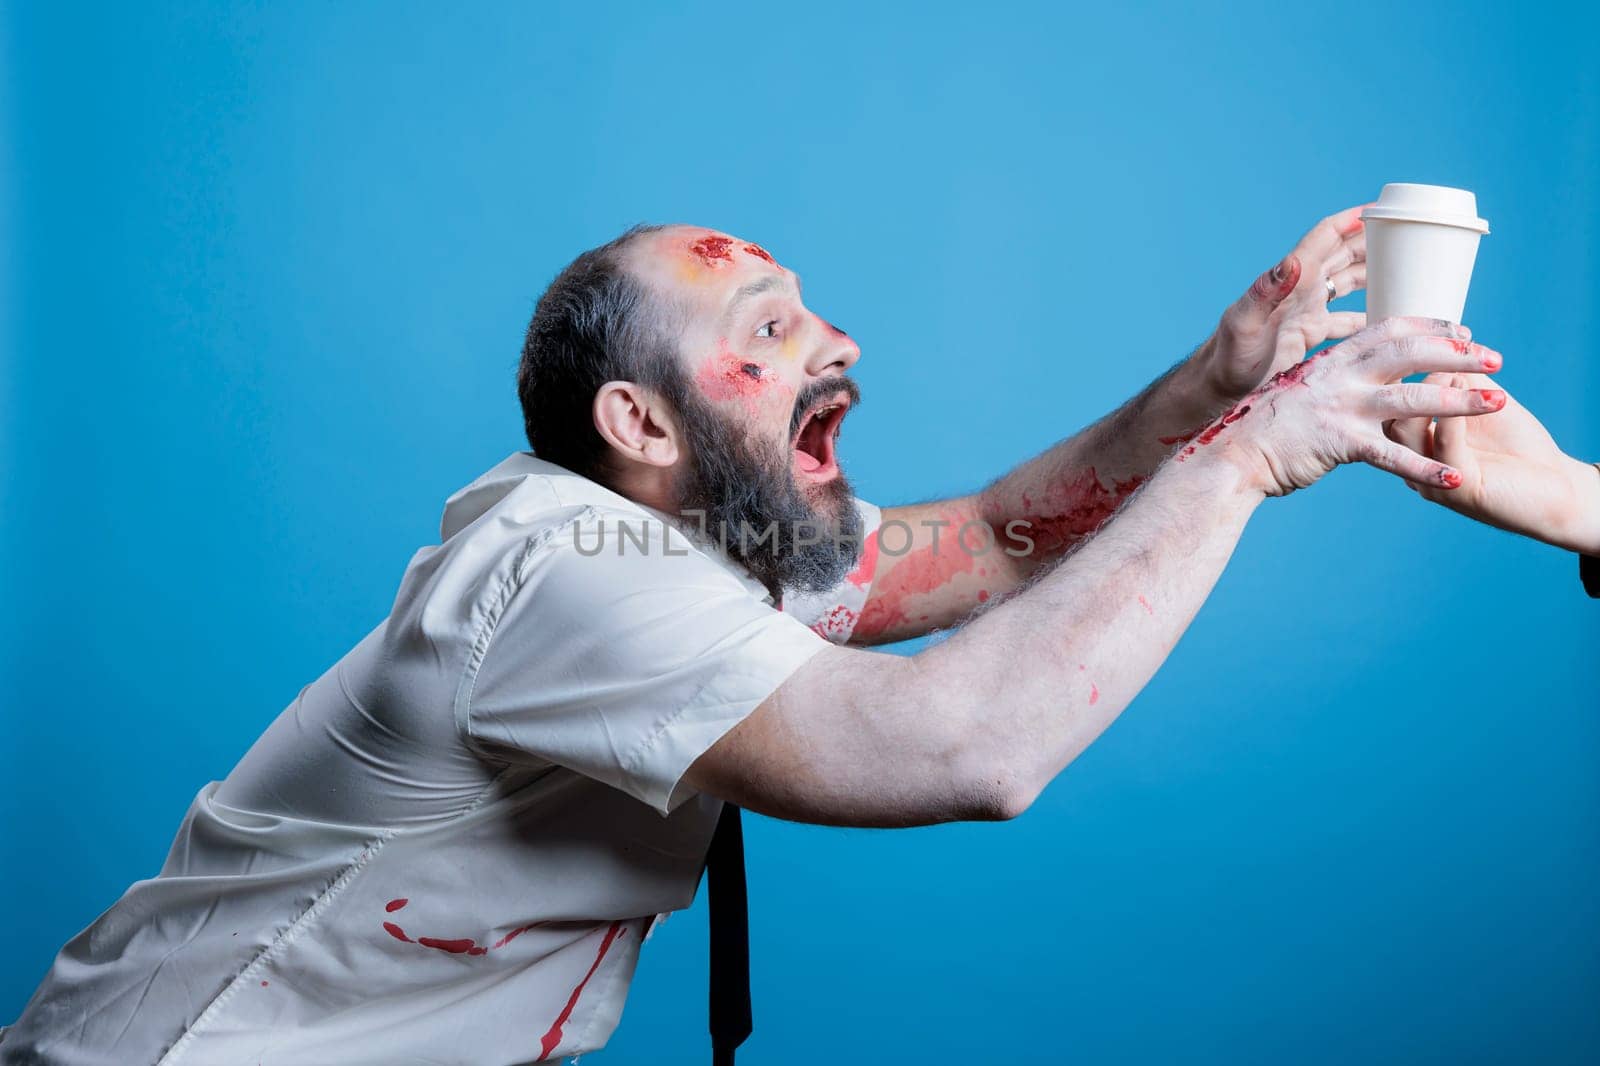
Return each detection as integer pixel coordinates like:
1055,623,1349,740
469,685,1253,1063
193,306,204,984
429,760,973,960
3,454,843,1065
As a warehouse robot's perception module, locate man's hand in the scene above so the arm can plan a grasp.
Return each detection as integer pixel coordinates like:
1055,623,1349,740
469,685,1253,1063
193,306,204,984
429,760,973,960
1387,374,1600,554
1197,205,1372,404
1182,317,1504,496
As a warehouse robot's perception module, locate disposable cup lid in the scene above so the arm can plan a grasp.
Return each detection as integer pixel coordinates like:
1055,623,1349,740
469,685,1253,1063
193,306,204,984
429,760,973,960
1360,183,1489,234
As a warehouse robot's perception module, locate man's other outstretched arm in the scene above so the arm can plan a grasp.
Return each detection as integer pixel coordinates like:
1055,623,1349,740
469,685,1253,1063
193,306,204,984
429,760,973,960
850,206,1372,645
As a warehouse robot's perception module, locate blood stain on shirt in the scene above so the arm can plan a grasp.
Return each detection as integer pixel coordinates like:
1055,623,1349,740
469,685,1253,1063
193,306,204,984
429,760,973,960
809,604,858,642
538,922,628,1060
381,897,543,959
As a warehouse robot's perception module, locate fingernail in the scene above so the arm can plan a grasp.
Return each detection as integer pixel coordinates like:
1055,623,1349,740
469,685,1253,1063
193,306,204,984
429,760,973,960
1440,468,1463,488
1480,348,1502,370
1454,323,1472,339
1478,389,1506,408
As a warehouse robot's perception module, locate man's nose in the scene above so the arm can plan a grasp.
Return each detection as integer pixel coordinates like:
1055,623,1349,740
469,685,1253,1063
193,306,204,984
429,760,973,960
805,318,860,376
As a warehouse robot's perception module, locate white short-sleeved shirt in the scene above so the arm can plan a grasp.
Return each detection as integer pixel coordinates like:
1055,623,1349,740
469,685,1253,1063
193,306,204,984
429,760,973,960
2,453,881,1066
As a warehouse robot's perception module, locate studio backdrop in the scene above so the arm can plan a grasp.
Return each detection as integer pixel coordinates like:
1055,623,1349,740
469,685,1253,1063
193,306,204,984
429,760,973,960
3,3,1597,1063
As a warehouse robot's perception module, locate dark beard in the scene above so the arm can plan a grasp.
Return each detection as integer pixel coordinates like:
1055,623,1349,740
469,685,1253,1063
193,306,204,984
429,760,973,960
669,377,863,601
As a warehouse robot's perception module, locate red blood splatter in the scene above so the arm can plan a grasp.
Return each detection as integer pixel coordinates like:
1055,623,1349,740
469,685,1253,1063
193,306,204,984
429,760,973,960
690,236,735,265
492,925,534,950
845,530,881,589
855,510,981,640
1137,595,1154,615
539,922,628,1060
696,345,771,402
977,590,990,602
1271,359,1317,388
1176,402,1256,462
1478,389,1504,407
260,980,269,987
1441,468,1463,489
742,243,776,265
1159,430,1198,446
381,897,545,959
1017,468,1147,554
808,604,858,641
1089,684,1100,705
1194,404,1251,446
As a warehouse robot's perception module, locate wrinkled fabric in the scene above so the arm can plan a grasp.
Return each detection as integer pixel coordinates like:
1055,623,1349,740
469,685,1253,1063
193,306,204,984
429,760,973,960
5,453,878,1066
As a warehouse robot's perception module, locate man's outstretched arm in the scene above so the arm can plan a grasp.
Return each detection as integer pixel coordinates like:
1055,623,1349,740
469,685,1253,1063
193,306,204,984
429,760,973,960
850,206,1371,645
687,318,1501,826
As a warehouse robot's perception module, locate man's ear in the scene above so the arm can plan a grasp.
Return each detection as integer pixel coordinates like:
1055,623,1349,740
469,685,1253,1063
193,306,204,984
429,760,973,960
593,381,681,469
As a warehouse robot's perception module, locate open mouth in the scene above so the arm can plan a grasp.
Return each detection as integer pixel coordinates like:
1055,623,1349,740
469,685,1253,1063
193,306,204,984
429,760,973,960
792,390,851,483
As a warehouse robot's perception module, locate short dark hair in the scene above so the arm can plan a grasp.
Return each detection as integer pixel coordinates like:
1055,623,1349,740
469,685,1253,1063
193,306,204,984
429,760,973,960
517,224,686,480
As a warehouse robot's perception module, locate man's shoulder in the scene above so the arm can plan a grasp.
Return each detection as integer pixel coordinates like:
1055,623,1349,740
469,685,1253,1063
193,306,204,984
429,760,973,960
424,453,765,602
437,452,652,546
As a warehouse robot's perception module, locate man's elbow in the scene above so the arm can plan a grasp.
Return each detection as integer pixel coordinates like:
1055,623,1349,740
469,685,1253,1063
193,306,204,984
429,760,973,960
945,743,1039,822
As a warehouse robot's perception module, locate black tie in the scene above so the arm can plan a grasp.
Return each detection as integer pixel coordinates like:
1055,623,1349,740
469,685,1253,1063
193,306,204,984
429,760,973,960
706,802,752,1066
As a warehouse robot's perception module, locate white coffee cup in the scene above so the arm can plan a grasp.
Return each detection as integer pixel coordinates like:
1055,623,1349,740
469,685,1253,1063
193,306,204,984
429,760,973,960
1361,183,1489,324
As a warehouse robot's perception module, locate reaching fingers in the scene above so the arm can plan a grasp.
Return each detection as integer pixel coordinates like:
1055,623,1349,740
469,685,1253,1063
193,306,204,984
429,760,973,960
1385,414,1433,456
1356,435,1462,490
1298,204,1371,261
1325,263,1366,300
1368,381,1507,421
1432,374,1474,468
1320,235,1367,276
1355,330,1498,382
1324,311,1367,341
1225,253,1302,334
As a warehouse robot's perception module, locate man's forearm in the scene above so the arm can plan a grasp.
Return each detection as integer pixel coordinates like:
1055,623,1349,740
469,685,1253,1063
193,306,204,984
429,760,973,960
919,444,1260,810
975,345,1228,563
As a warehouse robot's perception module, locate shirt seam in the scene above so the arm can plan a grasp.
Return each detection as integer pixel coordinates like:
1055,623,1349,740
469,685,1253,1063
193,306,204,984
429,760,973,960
453,508,597,761
154,829,396,1066
152,770,519,1065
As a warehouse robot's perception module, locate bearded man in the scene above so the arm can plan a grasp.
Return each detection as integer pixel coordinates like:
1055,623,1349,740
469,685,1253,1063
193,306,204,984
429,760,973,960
2,214,1506,1066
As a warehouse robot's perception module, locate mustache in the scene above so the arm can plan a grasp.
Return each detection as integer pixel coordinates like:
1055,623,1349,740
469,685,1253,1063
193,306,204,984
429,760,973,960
787,375,862,440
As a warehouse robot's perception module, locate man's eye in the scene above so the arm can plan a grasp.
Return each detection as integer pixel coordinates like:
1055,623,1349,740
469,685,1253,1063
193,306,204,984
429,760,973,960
755,320,779,339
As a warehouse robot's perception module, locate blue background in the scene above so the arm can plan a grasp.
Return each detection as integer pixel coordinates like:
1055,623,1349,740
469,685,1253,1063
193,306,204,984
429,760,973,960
4,3,1598,1062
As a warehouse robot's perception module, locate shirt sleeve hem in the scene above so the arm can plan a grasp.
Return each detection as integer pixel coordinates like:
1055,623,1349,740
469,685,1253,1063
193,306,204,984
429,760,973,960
626,626,831,817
